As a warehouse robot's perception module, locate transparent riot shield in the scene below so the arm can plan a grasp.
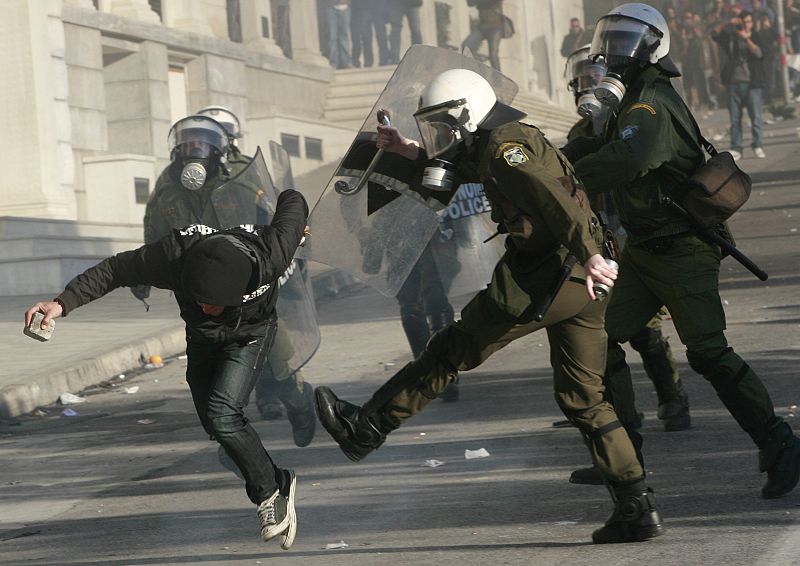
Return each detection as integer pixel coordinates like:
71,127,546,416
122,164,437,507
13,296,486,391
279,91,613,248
431,182,505,299
268,140,294,194
211,147,319,379
307,45,519,297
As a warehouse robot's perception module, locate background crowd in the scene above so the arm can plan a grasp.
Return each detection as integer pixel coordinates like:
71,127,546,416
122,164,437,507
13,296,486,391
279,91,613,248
317,0,511,71
563,0,800,116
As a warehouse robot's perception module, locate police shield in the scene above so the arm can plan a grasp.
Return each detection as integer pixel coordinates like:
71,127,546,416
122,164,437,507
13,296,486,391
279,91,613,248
431,182,505,299
307,45,519,297
211,147,320,379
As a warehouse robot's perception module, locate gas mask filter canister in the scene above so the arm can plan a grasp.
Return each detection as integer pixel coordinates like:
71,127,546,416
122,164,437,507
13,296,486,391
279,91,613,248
595,72,626,108
180,161,208,191
421,159,457,192
577,93,604,119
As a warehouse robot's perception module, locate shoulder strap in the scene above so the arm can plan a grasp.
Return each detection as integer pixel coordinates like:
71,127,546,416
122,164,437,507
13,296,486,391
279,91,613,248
668,89,718,157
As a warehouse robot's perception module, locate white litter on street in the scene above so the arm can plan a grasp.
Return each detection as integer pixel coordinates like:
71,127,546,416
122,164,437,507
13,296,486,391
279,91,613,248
465,448,490,459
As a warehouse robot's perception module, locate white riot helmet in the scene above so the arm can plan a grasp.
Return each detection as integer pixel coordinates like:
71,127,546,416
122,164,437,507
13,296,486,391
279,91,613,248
167,115,230,190
565,44,607,119
414,69,496,159
590,3,678,107
414,69,525,191
196,105,242,140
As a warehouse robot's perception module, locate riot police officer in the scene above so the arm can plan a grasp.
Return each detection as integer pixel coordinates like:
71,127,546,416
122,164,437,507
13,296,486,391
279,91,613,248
141,110,317,448
316,67,663,544
564,45,691,485
563,3,800,499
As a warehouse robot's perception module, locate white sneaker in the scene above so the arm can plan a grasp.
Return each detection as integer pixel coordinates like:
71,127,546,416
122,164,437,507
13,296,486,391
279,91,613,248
728,149,742,161
257,470,297,549
754,147,766,159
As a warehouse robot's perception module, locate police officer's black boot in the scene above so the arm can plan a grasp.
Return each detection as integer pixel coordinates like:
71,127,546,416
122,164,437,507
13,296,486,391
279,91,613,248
630,326,691,432
315,386,387,462
278,378,316,448
760,422,800,499
592,480,663,544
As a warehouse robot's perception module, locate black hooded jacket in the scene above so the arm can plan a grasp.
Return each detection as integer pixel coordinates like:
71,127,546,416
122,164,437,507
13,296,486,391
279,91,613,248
56,189,308,344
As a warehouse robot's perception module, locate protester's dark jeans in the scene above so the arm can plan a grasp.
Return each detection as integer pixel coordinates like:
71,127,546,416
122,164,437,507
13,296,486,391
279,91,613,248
351,6,374,67
388,6,421,63
727,82,764,151
186,318,286,504
326,6,352,68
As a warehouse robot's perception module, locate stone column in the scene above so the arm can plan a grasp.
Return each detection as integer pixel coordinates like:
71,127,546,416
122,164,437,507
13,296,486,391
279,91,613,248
185,54,249,150
64,21,108,221
103,41,171,163
240,0,286,57
161,0,215,36
63,0,96,9
0,0,77,219
105,0,161,24
288,0,329,66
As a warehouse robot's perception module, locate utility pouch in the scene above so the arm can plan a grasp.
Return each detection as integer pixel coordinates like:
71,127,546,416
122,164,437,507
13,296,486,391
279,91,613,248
670,108,752,229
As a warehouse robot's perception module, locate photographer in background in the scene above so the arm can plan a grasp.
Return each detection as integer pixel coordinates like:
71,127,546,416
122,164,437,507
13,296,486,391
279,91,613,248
713,10,766,160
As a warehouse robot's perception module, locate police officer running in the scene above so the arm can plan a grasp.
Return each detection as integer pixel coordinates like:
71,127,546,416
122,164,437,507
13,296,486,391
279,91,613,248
315,68,663,543
140,107,317,447
25,187,309,547
562,3,800,499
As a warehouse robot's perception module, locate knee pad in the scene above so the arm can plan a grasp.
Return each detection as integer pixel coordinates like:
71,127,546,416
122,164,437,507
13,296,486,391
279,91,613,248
687,347,733,378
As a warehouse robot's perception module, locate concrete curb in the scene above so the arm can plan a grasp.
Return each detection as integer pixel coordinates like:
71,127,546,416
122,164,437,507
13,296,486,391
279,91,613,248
0,268,361,420
0,323,186,419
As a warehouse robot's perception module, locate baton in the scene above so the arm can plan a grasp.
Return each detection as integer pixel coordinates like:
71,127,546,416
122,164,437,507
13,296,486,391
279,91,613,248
334,109,392,195
532,255,578,322
662,197,768,281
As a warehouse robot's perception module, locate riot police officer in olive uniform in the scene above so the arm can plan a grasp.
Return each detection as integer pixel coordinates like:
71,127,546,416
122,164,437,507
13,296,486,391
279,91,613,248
316,68,663,544
141,110,316,448
563,3,800,500
563,44,691,485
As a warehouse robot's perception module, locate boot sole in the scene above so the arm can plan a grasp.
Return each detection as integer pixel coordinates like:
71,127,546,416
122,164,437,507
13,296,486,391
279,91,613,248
569,466,605,486
280,473,297,550
314,387,368,462
592,523,664,544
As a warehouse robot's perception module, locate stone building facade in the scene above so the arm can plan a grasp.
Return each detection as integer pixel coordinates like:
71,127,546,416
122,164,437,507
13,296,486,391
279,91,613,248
1,0,583,294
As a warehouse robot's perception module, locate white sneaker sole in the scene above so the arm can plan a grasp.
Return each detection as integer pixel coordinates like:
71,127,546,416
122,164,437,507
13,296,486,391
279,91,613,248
280,473,297,550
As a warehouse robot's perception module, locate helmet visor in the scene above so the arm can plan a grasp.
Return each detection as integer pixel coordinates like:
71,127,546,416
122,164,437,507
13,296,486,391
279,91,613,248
414,99,468,159
590,16,663,66
168,116,229,157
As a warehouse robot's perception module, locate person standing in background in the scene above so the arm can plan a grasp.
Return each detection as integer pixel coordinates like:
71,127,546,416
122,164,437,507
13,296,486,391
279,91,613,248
388,0,423,64
324,0,353,69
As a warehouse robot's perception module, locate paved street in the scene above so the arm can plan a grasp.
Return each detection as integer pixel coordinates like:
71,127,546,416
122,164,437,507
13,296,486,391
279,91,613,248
1,108,799,565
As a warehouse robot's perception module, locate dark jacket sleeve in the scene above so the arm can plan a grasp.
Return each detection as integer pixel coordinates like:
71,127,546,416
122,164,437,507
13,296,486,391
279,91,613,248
56,242,176,316
258,189,309,282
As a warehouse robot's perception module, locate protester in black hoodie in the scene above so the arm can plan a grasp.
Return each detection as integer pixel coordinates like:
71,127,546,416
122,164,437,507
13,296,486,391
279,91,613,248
24,189,308,550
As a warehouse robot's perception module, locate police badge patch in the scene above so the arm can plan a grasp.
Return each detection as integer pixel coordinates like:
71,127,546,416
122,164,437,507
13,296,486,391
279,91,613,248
502,145,529,167
620,125,639,141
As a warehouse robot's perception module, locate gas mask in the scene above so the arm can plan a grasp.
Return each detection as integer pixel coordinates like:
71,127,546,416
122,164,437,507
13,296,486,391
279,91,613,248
167,115,230,191
566,48,607,119
589,14,665,108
